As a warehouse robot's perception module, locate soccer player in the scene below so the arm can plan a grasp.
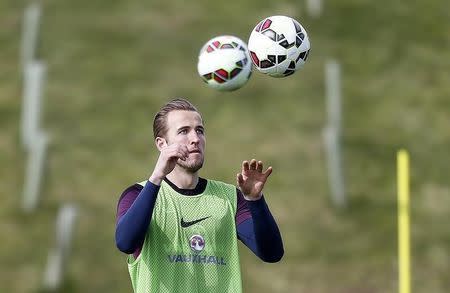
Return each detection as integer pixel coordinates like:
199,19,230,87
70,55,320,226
115,98,284,292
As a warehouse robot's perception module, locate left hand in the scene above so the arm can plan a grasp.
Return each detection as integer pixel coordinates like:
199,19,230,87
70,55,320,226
237,159,273,201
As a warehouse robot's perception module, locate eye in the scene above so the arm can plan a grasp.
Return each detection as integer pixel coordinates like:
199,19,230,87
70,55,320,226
178,129,188,134
196,128,205,135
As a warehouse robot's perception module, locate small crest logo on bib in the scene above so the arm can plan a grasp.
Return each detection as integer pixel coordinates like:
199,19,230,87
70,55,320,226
189,234,205,252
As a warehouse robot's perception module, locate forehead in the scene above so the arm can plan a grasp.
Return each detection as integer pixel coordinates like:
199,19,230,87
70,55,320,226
166,110,203,129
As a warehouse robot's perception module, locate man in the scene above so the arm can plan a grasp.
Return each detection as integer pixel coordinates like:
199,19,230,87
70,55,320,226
115,98,283,292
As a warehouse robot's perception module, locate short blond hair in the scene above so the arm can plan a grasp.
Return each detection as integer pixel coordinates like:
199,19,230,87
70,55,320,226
153,98,201,139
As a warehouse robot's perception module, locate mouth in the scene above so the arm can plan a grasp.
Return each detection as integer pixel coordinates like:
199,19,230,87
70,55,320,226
189,149,201,154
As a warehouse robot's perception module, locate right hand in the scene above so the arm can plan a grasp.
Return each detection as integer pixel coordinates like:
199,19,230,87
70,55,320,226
149,143,189,185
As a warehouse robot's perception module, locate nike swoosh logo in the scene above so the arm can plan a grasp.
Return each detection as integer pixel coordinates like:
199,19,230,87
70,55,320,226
180,216,211,228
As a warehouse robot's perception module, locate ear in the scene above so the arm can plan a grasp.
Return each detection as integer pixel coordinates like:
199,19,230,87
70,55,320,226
155,137,167,151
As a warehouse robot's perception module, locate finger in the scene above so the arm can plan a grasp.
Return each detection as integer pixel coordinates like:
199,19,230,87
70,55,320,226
182,145,191,157
171,148,187,160
182,149,189,159
242,161,249,172
180,144,189,154
256,161,263,173
180,151,189,160
177,144,189,156
263,166,273,179
173,151,186,161
249,159,257,170
167,147,185,158
165,144,179,157
165,148,179,158
236,173,244,186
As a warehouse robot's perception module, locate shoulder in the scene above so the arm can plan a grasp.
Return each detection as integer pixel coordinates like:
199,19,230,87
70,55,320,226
205,179,237,204
115,183,145,222
206,179,236,193
117,182,145,206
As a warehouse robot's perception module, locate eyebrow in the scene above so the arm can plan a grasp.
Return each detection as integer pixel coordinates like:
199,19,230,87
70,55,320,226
177,125,205,131
177,126,189,132
177,125,205,132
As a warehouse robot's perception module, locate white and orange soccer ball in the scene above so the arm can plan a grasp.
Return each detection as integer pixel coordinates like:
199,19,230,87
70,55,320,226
197,35,252,91
248,15,310,77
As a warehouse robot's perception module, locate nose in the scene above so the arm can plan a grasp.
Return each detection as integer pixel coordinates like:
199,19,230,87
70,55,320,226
189,131,200,145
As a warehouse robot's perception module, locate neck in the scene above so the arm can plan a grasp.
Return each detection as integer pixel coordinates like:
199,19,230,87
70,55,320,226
166,166,199,189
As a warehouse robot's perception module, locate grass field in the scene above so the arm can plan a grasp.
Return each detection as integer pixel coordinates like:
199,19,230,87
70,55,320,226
1,0,449,292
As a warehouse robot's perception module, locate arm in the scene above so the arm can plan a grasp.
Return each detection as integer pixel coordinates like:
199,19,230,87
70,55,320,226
115,141,190,254
236,159,284,262
236,190,284,263
115,181,160,254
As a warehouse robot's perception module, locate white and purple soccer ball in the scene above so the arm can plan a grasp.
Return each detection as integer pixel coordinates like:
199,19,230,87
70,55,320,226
197,35,252,91
248,15,310,77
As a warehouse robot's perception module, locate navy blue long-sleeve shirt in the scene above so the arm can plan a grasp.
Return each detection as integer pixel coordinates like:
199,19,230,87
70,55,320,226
115,177,283,262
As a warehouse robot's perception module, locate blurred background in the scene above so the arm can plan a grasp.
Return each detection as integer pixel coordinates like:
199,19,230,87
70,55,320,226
1,0,449,292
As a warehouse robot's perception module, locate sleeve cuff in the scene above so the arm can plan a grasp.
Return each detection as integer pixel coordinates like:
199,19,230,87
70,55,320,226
247,196,268,214
143,180,161,193
146,180,161,188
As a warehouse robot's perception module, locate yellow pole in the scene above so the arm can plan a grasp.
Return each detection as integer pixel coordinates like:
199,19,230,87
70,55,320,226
397,150,411,293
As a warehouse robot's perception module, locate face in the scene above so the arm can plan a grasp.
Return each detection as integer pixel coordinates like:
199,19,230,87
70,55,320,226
162,110,206,173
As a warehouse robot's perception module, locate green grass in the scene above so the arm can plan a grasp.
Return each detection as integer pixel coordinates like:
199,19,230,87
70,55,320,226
1,0,449,292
